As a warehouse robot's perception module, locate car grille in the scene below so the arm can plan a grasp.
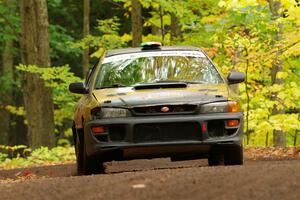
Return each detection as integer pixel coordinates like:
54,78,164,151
133,122,200,143
132,104,197,116
108,125,127,142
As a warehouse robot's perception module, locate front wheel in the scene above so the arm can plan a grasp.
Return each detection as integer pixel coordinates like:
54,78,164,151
82,143,105,175
75,129,84,175
75,129,105,175
224,145,244,165
208,154,224,166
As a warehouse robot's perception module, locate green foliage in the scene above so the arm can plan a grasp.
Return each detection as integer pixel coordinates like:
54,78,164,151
72,17,129,57
0,0,20,43
0,71,15,96
0,145,31,160
49,24,81,59
0,152,8,162
0,146,75,169
16,64,82,143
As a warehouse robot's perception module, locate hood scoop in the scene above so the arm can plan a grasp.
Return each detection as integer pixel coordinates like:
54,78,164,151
134,82,187,90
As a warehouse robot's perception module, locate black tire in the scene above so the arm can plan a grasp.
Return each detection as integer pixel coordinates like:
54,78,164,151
75,128,105,175
75,128,84,175
224,145,244,166
82,142,105,175
208,153,224,166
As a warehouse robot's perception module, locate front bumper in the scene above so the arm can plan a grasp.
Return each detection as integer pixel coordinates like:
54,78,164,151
83,112,244,160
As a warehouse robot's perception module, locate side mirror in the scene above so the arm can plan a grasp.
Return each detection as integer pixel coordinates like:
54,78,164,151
69,82,89,94
227,72,245,84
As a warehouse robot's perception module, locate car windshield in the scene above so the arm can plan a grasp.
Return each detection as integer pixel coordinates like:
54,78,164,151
95,51,223,89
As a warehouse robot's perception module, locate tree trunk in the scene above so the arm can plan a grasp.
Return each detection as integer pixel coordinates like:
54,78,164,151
269,0,286,147
294,111,300,146
131,0,142,47
152,25,161,36
20,0,55,148
0,0,14,145
244,49,250,144
230,44,243,94
159,6,164,44
170,13,181,44
82,0,90,78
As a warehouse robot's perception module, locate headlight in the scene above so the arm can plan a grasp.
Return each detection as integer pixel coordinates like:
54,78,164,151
91,107,131,119
199,101,239,113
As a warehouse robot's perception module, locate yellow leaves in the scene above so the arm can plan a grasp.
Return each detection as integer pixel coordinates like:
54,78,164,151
90,33,131,58
276,72,288,79
142,33,171,45
269,114,300,132
283,24,300,57
212,0,300,146
256,120,274,135
246,111,300,146
121,33,132,43
269,84,284,93
143,20,152,27
281,0,300,18
218,0,261,10
218,0,226,7
5,105,24,116
286,5,300,22
91,47,105,58
256,0,268,5
201,15,223,24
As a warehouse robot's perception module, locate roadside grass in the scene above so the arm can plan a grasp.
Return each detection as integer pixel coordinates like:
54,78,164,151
0,146,75,170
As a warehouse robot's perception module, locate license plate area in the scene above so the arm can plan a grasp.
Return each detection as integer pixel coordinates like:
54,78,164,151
133,122,200,143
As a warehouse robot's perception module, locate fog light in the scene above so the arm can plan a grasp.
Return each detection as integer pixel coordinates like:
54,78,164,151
91,126,106,134
226,120,239,127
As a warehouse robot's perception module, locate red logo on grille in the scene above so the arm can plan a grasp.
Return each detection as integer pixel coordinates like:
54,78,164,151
161,106,169,113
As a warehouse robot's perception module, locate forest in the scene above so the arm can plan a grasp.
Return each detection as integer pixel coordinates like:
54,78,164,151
0,0,299,160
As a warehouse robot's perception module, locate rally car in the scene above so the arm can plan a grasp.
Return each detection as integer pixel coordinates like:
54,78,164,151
69,42,245,175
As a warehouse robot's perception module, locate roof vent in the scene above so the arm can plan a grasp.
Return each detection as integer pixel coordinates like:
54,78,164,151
141,42,162,50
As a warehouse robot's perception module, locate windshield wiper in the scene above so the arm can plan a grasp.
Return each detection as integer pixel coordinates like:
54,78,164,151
96,84,127,89
184,81,206,84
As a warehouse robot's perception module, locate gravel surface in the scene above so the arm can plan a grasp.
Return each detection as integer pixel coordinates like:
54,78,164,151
0,159,299,200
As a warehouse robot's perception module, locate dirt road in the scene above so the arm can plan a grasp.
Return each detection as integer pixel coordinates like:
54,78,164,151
0,159,299,200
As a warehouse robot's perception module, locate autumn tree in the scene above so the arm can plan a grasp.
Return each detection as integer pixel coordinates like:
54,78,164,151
269,0,286,147
20,0,55,148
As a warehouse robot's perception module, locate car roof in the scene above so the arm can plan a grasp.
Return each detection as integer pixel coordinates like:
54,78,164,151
105,46,203,57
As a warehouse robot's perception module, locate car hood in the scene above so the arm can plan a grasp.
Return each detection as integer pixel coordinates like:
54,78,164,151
92,84,229,107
